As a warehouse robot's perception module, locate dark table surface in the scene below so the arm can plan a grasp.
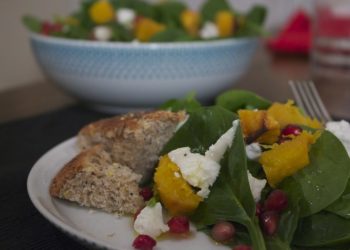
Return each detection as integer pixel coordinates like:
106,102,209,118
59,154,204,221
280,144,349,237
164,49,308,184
1,47,349,249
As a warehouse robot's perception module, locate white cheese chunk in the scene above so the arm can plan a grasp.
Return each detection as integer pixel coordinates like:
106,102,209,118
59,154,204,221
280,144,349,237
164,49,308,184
205,120,239,162
168,147,220,198
93,26,112,41
247,171,266,202
200,22,219,39
245,143,262,160
168,120,239,198
116,8,136,28
133,202,169,238
326,120,350,156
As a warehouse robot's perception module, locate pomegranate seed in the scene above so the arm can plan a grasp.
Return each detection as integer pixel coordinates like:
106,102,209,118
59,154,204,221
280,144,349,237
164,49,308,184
41,22,62,35
260,211,280,236
264,190,288,212
255,202,264,217
132,234,156,250
168,216,190,234
281,125,302,137
233,245,252,250
139,187,153,201
211,221,235,243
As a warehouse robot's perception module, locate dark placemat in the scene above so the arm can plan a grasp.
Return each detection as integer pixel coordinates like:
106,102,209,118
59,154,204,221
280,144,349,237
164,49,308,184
0,105,110,250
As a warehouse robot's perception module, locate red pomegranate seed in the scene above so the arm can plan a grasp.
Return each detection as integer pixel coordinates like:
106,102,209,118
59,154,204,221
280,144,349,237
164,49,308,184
211,221,235,243
132,234,156,250
168,216,190,234
139,187,153,201
281,125,302,137
264,190,288,212
233,245,252,250
260,211,280,236
41,22,62,35
255,202,264,217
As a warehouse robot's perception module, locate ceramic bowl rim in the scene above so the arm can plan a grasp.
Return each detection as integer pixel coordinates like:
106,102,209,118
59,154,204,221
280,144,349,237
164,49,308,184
29,32,258,50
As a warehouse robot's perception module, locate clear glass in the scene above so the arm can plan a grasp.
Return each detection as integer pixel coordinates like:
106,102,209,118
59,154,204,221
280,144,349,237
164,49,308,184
312,0,350,79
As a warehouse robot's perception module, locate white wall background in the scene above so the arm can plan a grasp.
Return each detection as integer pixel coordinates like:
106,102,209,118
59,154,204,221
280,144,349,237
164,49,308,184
0,0,310,92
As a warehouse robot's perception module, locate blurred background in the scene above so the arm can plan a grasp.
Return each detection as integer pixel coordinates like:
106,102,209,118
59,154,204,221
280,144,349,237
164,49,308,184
0,0,310,92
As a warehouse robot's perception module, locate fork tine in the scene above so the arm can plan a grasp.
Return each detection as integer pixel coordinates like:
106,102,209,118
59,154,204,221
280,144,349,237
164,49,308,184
289,80,332,123
307,81,332,122
299,81,324,121
288,80,307,114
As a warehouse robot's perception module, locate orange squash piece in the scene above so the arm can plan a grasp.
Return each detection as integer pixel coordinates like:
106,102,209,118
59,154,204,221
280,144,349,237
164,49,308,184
215,11,235,37
154,155,202,215
259,132,317,187
135,18,165,42
238,110,280,144
89,0,115,24
267,101,323,129
180,10,200,36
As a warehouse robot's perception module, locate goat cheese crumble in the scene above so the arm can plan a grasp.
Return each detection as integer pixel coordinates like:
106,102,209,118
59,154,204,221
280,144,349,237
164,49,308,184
116,8,136,28
134,202,169,238
168,120,240,198
93,26,112,41
199,22,219,39
245,143,262,160
326,120,350,156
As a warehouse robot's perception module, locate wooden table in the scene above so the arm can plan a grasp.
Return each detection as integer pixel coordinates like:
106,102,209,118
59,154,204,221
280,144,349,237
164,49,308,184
2,47,349,123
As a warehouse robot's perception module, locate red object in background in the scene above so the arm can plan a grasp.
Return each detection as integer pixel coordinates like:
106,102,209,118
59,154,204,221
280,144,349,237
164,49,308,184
267,10,311,54
316,7,350,38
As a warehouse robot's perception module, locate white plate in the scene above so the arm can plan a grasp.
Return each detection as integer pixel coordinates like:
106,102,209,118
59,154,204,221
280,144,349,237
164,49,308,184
27,137,229,250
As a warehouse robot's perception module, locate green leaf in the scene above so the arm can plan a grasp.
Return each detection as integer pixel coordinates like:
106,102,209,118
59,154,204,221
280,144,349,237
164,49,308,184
64,25,90,39
154,1,186,27
215,89,271,112
277,199,300,243
111,0,156,19
158,92,201,112
22,15,42,32
293,211,350,247
200,0,232,22
280,131,350,217
326,180,350,219
162,106,236,155
109,23,133,42
265,236,291,250
150,27,193,42
236,5,268,37
246,5,267,26
183,119,266,249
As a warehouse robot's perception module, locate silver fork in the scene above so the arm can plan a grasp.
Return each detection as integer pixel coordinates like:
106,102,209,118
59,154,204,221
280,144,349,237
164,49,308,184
288,80,332,123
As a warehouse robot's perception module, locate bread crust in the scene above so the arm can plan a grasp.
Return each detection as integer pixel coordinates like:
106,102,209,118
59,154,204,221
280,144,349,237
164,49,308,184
50,145,108,197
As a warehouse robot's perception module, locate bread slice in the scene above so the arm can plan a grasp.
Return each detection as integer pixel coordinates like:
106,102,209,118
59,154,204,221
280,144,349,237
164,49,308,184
50,145,144,214
77,110,186,182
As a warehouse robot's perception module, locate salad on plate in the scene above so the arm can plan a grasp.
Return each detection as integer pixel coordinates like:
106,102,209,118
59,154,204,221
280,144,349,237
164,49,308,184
47,90,350,250
22,0,266,42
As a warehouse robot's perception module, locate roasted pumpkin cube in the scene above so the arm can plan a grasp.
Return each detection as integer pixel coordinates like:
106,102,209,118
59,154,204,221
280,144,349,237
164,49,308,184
154,155,202,215
135,18,165,42
215,11,235,37
180,10,200,36
238,110,280,144
267,101,323,129
259,132,316,187
89,0,115,24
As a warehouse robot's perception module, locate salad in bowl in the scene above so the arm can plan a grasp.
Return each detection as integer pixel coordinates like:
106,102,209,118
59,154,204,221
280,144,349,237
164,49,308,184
23,0,266,43
44,90,350,250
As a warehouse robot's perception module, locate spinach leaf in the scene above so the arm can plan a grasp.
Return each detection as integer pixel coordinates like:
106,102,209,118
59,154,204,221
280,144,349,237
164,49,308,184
325,180,350,219
293,211,350,247
236,5,268,37
154,1,186,27
277,199,300,243
280,131,350,217
150,27,193,42
190,123,266,250
216,90,271,112
161,106,236,155
22,15,41,32
200,0,232,22
265,236,291,250
158,92,201,112
111,0,156,19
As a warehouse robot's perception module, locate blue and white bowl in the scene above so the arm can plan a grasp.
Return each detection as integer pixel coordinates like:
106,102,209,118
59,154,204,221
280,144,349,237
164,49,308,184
30,33,258,112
